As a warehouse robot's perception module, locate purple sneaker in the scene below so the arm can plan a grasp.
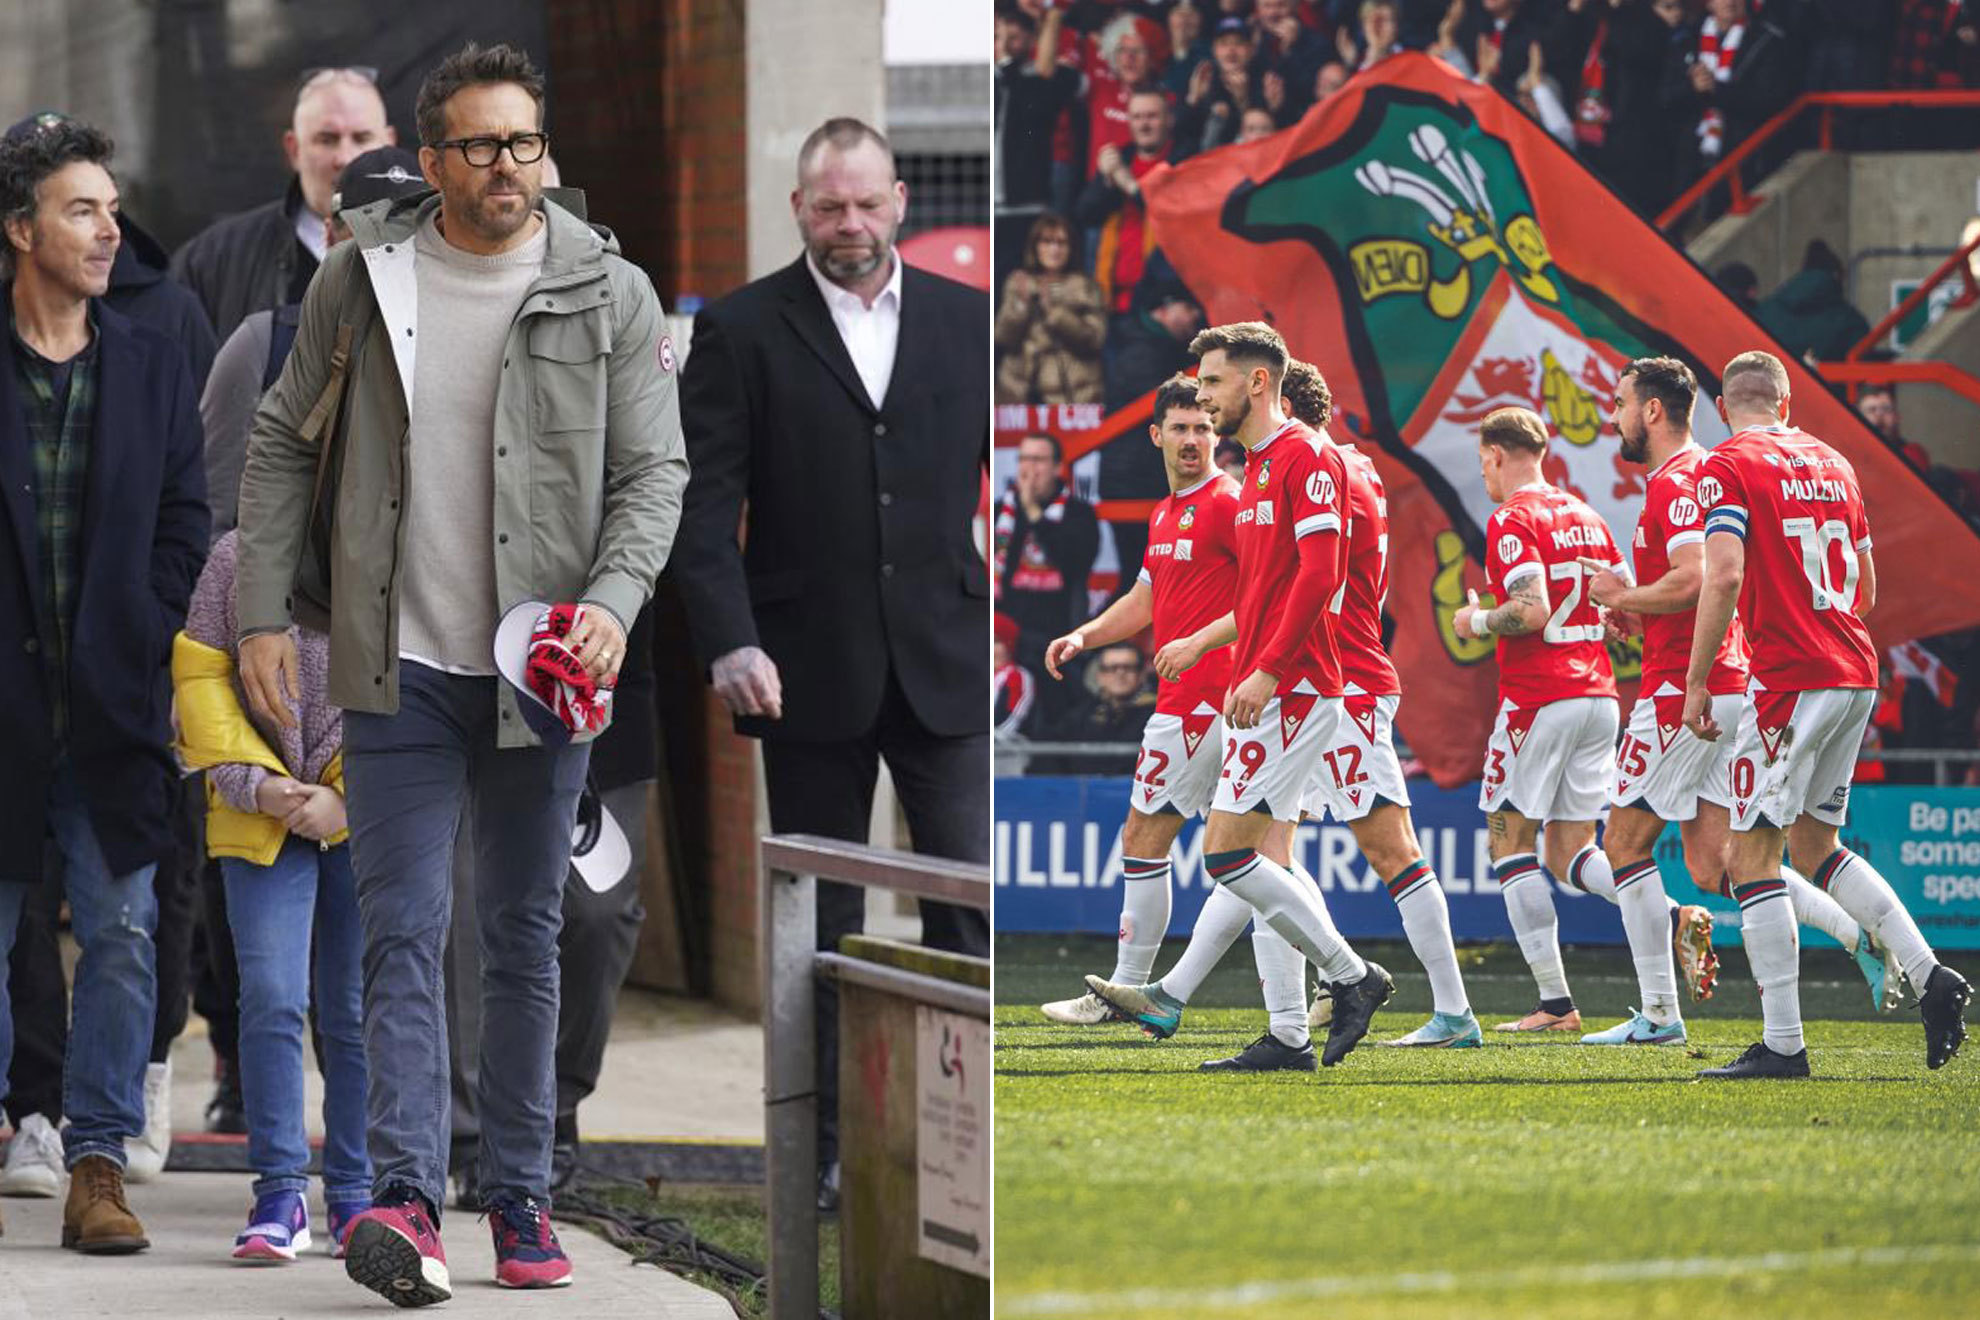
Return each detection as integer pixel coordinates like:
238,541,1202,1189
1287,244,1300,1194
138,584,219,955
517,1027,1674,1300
232,1188,311,1262
325,1198,370,1259
486,1194,572,1289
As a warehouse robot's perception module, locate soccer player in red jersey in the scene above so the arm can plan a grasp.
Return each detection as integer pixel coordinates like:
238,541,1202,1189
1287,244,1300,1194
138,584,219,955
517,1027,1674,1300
1684,350,1969,1078
1037,377,1241,1025
1582,358,1900,1048
1287,362,1478,1050
1453,407,1624,1035
1095,362,1480,1069
1087,324,1393,1069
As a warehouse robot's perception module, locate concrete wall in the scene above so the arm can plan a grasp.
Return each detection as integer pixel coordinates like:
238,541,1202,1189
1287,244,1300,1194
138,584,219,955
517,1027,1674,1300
1689,151,1849,297
1848,152,1980,340
1690,151,1980,332
1894,303,1980,471
745,0,886,279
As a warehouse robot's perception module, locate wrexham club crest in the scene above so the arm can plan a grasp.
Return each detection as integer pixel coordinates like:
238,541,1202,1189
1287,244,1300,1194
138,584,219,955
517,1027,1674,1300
1178,504,1196,531
1219,88,1728,675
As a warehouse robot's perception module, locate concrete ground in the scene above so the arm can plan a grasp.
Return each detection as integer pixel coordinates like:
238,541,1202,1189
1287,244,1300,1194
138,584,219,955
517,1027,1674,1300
164,985,766,1147
0,1170,733,1317
0,988,763,1317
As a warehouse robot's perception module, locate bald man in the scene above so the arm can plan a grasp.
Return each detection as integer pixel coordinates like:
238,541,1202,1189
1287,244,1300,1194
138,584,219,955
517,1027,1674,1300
172,67,397,341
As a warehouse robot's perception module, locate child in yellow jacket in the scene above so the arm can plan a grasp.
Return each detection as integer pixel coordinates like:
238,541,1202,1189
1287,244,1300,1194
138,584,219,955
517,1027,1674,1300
172,530,368,1261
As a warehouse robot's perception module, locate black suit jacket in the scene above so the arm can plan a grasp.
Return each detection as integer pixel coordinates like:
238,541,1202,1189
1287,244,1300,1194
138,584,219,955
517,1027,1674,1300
673,256,990,743
0,298,209,882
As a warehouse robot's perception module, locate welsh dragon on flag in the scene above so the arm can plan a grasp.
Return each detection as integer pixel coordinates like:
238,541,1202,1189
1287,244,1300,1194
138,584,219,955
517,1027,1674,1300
1142,53,1980,786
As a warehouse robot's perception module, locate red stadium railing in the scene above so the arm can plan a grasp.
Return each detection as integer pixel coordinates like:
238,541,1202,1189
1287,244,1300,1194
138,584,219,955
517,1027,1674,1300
1654,90,1980,233
1808,234,1980,406
1844,233,1980,362
1813,359,1980,411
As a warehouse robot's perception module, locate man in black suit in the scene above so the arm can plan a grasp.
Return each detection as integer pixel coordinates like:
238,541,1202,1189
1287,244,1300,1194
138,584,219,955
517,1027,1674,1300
674,117,989,1211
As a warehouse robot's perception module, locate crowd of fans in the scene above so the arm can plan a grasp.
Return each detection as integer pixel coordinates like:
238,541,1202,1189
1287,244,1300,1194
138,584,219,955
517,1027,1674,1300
993,0,1980,778
996,0,1980,409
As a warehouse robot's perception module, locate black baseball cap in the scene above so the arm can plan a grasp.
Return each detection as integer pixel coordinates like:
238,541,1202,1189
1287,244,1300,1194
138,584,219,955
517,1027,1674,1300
3,110,75,143
333,147,426,212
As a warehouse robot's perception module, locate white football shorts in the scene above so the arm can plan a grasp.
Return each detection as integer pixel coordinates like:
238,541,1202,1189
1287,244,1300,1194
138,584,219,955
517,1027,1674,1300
1477,695,1618,822
1299,693,1410,823
1726,686,1875,832
1130,707,1223,819
1210,690,1336,823
1608,690,1741,821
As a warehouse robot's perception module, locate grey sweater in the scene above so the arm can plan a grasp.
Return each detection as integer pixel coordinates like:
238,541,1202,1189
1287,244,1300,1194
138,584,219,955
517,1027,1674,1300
398,213,547,674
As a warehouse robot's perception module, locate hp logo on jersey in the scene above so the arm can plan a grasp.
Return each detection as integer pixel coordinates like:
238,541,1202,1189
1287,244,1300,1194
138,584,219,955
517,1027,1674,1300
1305,471,1337,507
1497,533,1522,564
1697,476,1723,509
1667,497,1700,526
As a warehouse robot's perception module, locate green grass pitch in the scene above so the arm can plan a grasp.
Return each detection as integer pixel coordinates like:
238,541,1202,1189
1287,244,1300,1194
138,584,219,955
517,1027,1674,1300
994,935,1980,1319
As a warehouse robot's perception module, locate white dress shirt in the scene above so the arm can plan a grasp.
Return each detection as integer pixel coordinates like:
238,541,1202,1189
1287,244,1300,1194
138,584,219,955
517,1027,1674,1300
806,250,902,408
294,203,328,262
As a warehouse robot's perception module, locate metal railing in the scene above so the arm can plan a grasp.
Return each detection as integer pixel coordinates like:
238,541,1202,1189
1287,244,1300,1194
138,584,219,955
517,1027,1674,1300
1654,90,1980,233
760,834,991,1320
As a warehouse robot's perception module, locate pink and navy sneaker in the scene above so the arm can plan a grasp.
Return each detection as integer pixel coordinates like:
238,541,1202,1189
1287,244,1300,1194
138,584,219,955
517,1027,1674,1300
325,1199,370,1259
232,1188,311,1262
343,1187,451,1307
486,1194,572,1288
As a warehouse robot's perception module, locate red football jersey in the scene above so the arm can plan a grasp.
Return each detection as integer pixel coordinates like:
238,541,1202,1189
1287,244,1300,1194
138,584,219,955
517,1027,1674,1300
1484,483,1621,706
1337,445,1400,697
1633,445,1749,697
1699,425,1877,693
1139,471,1240,716
1228,419,1349,699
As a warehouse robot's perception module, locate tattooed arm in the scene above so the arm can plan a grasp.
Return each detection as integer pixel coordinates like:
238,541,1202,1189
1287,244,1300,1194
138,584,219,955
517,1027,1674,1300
1455,571,1549,639
1484,573,1548,635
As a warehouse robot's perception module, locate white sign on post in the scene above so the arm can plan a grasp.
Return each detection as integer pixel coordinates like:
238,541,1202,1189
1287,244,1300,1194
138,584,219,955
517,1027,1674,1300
915,1005,989,1278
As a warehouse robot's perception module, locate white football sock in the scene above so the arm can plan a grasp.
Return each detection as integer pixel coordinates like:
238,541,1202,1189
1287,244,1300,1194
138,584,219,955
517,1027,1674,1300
1568,845,1618,902
1736,879,1803,1055
1780,864,1861,951
1814,849,1939,988
1493,853,1570,1002
1386,859,1468,1015
1109,855,1173,986
1252,929,1310,1047
1158,881,1252,1004
1613,858,1680,1026
1218,851,1367,986
1287,856,1369,986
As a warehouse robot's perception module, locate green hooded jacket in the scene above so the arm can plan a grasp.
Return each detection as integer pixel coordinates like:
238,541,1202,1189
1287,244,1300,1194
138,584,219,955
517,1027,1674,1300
234,190,688,746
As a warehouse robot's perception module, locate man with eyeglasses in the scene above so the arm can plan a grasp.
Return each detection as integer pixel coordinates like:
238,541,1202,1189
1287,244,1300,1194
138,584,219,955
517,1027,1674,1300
232,41,685,1301
172,66,395,343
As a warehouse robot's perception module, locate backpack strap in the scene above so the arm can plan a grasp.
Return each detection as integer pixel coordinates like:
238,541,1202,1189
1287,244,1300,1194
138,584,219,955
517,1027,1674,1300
295,255,376,526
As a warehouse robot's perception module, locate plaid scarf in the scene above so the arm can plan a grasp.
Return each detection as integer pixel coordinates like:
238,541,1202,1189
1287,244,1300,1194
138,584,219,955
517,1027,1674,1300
1695,18,1744,159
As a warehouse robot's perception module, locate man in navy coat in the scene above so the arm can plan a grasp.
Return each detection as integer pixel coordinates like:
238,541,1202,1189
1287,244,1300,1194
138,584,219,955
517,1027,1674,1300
0,116,207,1251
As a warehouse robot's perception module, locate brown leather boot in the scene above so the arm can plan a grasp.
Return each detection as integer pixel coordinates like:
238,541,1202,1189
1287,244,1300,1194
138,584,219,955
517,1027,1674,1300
61,1154,147,1253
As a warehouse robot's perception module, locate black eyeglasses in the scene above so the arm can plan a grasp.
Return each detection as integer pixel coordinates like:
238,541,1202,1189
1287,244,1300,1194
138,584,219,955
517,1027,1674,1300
431,132,549,167
1097,662,1142,674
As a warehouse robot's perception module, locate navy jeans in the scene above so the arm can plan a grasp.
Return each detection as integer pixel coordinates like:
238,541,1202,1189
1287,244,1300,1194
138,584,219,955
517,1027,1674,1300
342,663,588,1211
222,837,369,1209
0,763,159,1168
